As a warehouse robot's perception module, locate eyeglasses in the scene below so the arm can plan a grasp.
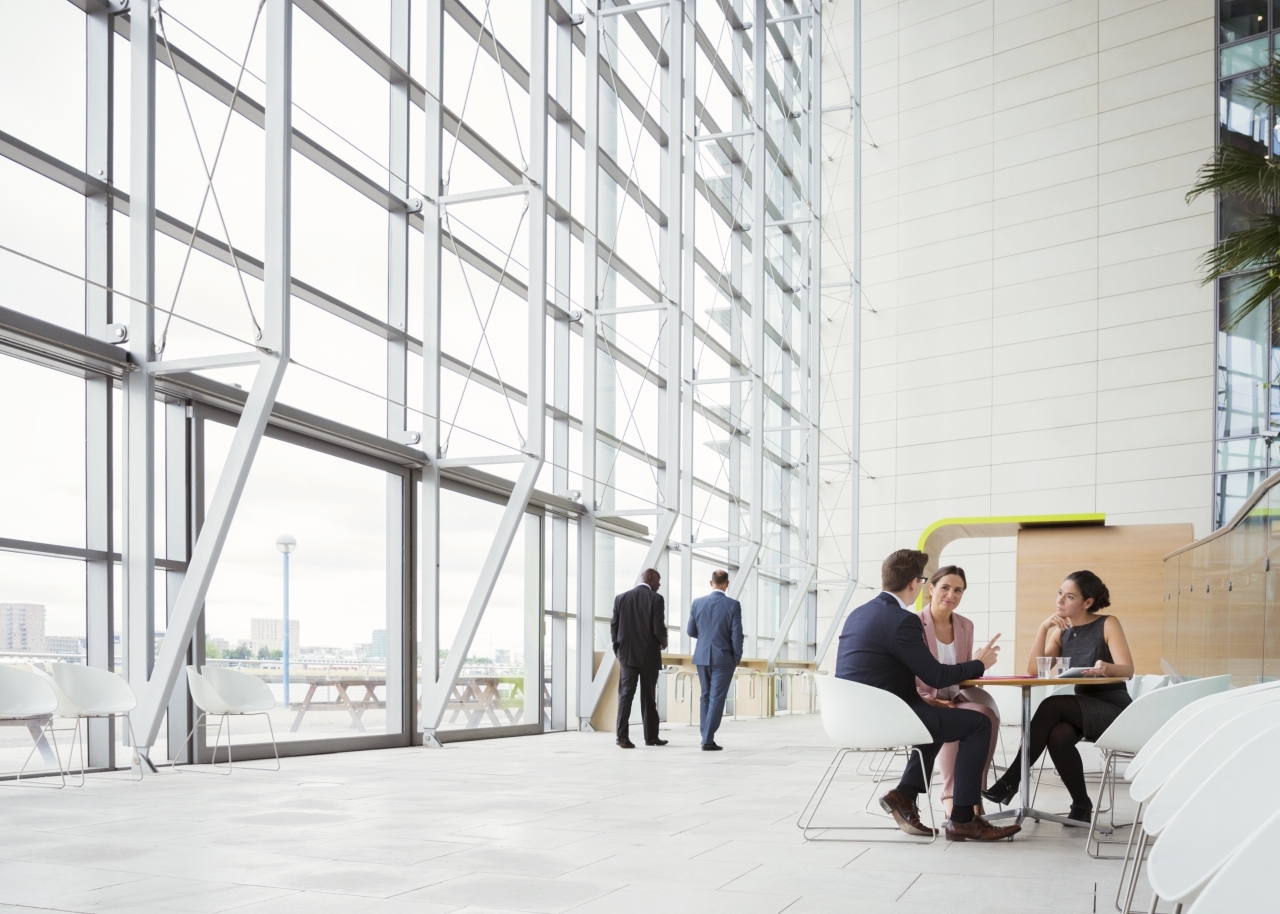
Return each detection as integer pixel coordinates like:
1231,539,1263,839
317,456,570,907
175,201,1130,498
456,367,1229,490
916,576,928,584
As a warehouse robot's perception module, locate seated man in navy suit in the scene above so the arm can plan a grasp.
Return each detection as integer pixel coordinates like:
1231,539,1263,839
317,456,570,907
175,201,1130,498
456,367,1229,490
835,549,1020,842
686,569,743,750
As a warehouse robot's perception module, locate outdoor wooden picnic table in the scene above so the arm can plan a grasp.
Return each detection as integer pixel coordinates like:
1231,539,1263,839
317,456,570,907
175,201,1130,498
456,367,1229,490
289,679,385,732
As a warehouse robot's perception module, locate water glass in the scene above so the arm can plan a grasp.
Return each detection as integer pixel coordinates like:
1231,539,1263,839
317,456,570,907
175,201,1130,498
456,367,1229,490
1036,656,1054,678
1056,657,1072,677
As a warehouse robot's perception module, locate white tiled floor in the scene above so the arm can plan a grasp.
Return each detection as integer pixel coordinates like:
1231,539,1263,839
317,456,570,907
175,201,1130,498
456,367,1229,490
0,714,1137,913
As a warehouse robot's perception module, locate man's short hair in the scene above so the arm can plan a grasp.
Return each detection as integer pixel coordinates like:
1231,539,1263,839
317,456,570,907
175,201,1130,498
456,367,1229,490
881,549,928,593
641,568,661,590
710,569,729,587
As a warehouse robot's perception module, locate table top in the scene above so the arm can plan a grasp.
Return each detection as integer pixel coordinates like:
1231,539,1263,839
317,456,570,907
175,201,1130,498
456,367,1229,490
774,660,818,670
959,676,1130,688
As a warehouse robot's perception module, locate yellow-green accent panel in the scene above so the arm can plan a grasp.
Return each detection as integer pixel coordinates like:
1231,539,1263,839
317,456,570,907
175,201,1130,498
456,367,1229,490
914,513,1105,609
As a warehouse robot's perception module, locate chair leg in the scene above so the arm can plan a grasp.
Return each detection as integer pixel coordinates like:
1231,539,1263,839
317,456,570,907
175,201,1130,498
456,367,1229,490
1122,830,1150,914
208,714,233,774
797,748,849,835
1113,804,1144,912
259,712,281,771
1086,751,1112,856
12,718,65,789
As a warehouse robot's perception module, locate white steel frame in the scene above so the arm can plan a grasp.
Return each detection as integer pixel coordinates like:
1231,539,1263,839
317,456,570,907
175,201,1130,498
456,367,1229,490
0,0,834,760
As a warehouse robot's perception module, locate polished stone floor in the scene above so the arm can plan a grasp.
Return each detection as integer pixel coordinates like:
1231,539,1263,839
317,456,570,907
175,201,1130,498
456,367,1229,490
0,714,1136,913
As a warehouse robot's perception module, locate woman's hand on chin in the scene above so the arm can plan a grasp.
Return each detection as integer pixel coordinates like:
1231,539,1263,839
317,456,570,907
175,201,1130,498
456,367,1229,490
1040,613,1069,633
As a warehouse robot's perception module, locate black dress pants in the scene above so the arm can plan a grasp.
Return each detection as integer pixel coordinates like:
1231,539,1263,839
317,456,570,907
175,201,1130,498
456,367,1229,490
617,663,660,743
898,704,992,808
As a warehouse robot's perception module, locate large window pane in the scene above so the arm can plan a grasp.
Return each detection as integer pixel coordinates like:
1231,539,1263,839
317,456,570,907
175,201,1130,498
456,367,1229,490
0,355,85,547
434,488,539,732
202,421,402,746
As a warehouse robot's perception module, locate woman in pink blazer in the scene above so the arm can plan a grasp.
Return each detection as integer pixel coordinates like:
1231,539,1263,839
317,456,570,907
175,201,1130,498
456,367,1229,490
916,565,1002,816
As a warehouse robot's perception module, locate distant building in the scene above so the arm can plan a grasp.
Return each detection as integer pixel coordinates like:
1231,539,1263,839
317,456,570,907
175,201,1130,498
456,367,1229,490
1,603,46,652
45,635,84,655
370,629,387,660
251,618,300,653
494,648,511,665
208,637,230,654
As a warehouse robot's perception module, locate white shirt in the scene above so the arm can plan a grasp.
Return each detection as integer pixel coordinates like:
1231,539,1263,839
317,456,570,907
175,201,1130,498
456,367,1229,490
935,639,960,700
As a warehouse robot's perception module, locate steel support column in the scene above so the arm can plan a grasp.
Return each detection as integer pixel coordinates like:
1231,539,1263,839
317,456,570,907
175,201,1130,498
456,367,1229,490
132,0,293,748
84,0,116,769
123,0,157,705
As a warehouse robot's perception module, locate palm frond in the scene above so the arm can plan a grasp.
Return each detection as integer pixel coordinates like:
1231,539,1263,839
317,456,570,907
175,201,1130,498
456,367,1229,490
1186,143,1280,206
1219,272,1276,333
1201,214,1280,279
1242,65,1280,110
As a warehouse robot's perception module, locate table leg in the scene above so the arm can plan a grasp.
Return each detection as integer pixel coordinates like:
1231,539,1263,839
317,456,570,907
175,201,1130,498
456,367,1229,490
1019,685,1031,824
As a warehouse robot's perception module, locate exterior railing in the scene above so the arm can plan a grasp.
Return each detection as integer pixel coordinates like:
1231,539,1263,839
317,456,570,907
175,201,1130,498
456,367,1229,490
1164,472,1280,685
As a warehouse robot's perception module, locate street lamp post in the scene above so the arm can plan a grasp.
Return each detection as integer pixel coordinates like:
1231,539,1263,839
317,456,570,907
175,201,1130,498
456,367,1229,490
276,534,296,712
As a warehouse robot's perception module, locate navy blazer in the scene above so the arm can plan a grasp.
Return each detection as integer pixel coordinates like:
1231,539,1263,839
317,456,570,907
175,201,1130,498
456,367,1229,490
834,592,985,707
687,589,743,666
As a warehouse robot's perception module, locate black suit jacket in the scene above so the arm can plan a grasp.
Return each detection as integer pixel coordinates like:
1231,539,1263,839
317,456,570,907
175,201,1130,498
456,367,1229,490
834,592,984,706
611,583,667,669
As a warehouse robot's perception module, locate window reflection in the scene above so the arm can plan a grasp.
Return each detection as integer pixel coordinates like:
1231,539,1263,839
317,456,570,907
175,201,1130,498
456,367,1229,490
1220,75,1269,153
1217,275,1271,438
1221,1,1268,44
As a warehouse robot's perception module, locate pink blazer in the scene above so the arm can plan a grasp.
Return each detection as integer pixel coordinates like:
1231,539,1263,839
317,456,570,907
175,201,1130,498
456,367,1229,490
916,609,974,702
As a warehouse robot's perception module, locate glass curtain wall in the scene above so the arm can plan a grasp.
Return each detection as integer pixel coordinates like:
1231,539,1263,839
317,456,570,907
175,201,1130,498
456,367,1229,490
1215,1,1280,525
0,0,822,764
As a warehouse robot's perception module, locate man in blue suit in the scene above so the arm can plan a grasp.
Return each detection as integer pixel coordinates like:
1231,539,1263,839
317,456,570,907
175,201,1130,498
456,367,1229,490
835,549,1019,842
686,569,743,751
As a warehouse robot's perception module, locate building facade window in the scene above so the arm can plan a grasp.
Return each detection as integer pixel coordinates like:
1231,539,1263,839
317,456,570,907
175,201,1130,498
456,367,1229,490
1215,1,1280,525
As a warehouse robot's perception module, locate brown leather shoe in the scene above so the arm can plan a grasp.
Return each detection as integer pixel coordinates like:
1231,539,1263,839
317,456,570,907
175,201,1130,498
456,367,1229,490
879,789,937,837
945,814,1021,842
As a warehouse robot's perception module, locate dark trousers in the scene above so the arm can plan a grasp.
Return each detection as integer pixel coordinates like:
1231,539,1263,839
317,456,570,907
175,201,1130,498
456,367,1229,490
998,695,1091,809
617,663,660,743
898,704,992,807
698,662,735,746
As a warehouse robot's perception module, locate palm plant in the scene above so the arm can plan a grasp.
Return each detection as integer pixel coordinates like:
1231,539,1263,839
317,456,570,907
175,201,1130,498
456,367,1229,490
1187,67,1280,327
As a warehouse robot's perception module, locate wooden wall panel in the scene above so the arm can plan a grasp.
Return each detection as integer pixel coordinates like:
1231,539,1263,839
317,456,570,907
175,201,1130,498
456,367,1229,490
1016,525,1193,675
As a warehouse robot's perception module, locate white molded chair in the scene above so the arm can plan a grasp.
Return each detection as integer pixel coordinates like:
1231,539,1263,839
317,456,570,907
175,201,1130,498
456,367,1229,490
1186,805,1280,914
177,666,278,773
1128,674,1169,701
1122,683,1280,786
34,664,144,784
0,666,63,788
1087,675,1233,857
1116,696,1280,912
797,675,937,843
1144,723,1280,913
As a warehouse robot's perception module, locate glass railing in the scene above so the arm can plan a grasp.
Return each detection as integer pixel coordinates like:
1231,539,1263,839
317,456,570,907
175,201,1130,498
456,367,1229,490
1164,470,1280,685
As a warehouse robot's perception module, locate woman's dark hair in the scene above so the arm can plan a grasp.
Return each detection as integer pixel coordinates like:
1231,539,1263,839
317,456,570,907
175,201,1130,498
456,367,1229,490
1065,570,1110,612
929,565,966,587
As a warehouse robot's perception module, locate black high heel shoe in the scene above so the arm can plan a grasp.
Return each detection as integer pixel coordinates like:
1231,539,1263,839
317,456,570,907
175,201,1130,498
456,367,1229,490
981,780,1018,806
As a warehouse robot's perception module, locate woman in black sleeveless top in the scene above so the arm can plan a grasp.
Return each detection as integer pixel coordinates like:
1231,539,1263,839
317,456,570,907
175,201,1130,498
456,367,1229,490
982,571,1135,822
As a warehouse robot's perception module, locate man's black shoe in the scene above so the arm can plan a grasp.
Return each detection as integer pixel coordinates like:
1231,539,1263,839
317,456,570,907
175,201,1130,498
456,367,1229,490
702,742,723,751
617,738,635,749
645,738,669,746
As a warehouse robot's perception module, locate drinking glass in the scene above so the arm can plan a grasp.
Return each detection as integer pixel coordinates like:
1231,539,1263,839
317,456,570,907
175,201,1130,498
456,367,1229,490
1056,657,1072,677
1036,656,1054,678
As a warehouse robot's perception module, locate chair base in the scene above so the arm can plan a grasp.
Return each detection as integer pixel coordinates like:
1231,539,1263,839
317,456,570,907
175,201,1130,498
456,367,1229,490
175,711,281,774
4,716,65,789
797,747,938,844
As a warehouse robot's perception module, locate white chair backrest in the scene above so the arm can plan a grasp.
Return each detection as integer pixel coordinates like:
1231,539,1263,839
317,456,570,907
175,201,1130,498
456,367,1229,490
1095,674,1232,754
1146,723,1280,906
42,663,137,716
1186,806,1280,914
1127,679,1280,781
1129,673,1169,700
1143,704,1280,835
202,666,274,712
186,666,236,715
0,665,58,718
816,676,931,750
1130,689,1280,804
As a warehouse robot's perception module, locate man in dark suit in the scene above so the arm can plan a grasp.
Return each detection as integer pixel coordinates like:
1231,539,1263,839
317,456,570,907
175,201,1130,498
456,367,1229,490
611,567,668,748
686,569,743,751
835,549,1020,842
